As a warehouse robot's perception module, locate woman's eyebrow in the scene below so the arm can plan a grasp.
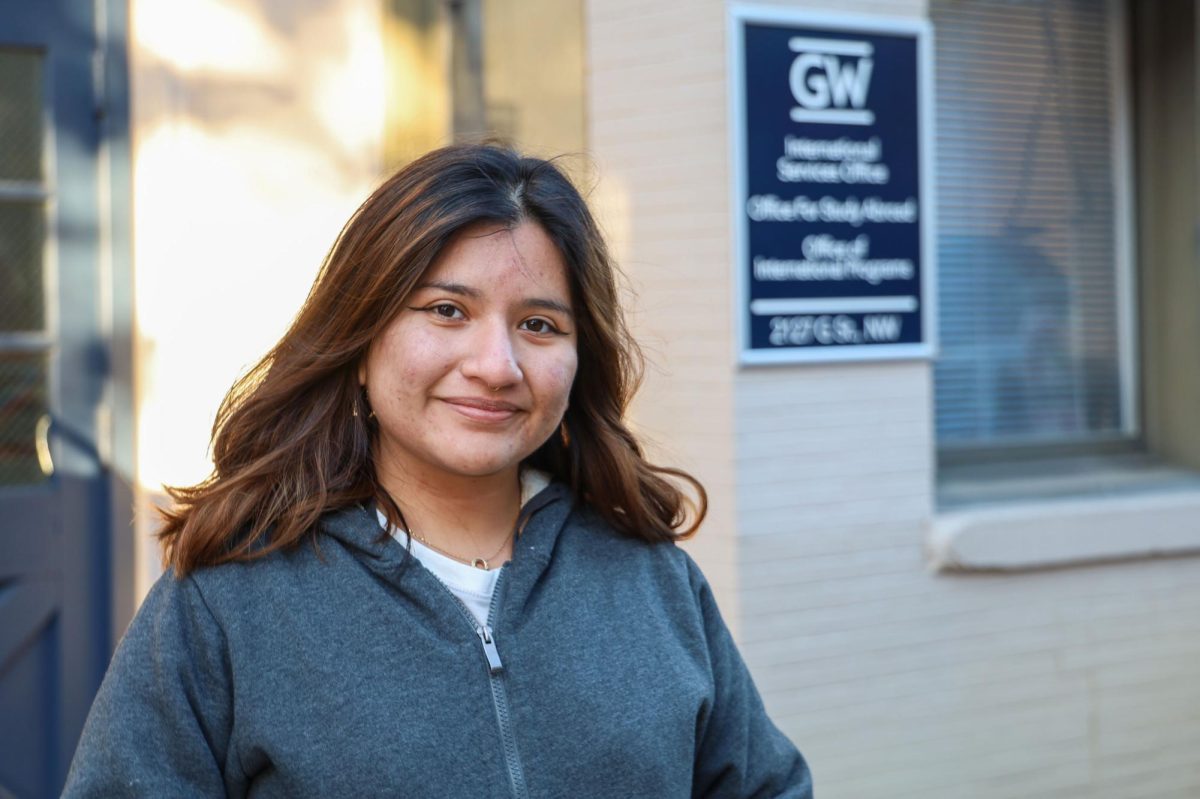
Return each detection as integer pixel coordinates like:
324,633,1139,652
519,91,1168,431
414,280,481,298
524,298,574,317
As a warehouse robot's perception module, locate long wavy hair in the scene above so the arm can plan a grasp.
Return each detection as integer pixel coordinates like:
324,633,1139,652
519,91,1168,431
159,144,707,576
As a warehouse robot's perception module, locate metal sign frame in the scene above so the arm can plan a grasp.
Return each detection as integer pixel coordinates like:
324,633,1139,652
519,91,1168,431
728,5,938,365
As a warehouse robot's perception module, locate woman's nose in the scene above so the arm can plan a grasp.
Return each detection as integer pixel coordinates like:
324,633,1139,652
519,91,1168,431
460,319,523,389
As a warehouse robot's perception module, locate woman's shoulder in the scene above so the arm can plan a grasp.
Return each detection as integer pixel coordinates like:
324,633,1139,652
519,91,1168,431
559,502,708,592
170,508,384,614
139,551,302,633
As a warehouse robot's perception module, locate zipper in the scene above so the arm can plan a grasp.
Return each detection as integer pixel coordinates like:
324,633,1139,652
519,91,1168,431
427,565,530,799
481,577,529,799
476,625,503,672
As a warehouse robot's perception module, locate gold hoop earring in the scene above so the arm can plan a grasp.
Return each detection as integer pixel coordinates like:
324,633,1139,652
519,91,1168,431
355,389,376,420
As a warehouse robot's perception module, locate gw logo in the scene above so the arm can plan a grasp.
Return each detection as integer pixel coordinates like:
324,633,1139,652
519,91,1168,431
788,37,875,125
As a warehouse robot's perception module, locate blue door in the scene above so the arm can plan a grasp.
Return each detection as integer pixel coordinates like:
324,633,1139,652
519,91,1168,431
0,1,129,796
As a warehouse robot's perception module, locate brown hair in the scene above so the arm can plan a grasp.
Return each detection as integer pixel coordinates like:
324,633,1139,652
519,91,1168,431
159,143,707,576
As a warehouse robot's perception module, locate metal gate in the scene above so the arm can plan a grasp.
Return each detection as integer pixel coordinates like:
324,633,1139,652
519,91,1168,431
0,1,130,795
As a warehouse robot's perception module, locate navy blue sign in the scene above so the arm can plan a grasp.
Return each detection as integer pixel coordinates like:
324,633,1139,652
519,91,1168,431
731,10,934,363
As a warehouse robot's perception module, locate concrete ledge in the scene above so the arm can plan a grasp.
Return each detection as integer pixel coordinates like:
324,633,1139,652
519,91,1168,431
928,487,1200,571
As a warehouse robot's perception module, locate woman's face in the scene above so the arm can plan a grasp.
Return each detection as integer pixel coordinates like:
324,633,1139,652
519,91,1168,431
361,220,578,487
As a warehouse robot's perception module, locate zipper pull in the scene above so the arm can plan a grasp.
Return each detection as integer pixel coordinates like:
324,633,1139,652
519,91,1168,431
476,625,504,674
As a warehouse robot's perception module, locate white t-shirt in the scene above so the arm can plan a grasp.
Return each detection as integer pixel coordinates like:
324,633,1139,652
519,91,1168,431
376,469,551,627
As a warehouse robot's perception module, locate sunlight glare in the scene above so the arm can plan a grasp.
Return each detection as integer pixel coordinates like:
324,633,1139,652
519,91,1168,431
135,0,286,75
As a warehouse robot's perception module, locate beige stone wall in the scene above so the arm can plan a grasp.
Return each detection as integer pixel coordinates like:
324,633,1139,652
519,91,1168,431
585,0,1200,796
129,0,386,597
585,0,741,615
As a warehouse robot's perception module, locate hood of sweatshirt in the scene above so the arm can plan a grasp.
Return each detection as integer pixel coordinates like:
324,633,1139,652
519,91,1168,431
315,480,577,623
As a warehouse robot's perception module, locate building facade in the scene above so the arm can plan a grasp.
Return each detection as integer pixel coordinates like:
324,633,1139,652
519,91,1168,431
2,0,1198,796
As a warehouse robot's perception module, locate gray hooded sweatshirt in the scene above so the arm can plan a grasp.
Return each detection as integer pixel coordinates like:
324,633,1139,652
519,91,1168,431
64,483,812,798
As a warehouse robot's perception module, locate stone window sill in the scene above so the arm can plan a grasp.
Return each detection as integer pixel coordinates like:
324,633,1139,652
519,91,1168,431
928,458,1200,570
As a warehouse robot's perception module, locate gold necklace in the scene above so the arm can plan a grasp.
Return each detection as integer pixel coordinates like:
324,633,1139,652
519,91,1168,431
408,525,516,571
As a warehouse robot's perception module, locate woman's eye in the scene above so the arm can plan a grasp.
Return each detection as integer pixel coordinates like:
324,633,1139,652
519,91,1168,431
521,318,561,335
428,303,463,319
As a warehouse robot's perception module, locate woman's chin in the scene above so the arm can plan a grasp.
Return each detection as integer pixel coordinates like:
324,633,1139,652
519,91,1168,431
432,450,528,481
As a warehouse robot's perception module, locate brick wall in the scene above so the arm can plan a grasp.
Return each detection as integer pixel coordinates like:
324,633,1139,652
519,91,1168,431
585,0,1200,796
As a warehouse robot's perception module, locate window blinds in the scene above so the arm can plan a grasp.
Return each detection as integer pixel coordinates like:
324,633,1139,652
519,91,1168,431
931,0,1132,450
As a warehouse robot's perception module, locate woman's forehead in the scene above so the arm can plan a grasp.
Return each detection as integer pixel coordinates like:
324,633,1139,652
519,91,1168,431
419,221,572,300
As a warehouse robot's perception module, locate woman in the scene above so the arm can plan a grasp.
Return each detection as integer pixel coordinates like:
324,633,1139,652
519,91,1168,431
64,144,812,798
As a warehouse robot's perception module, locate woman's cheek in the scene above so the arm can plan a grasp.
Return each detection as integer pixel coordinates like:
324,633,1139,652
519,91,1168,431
554,356,578,408
550,348,577,386
403,336,454,383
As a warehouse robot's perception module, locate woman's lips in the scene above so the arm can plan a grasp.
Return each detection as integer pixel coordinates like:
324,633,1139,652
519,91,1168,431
440,397,522,423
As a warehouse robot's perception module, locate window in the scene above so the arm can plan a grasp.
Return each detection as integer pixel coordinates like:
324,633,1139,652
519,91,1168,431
0,48,52,485
928,0,1200,566
931,0,1135,456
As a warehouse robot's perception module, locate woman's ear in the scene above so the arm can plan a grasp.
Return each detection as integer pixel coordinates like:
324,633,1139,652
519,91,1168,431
358,361,367,386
